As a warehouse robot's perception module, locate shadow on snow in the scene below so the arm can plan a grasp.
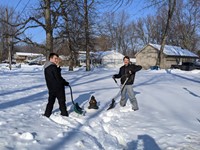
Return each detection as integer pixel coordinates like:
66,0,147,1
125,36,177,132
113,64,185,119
183,87,200,98
0,90,47,110
166,70,200,84
0,84,45,96
126,134,161,150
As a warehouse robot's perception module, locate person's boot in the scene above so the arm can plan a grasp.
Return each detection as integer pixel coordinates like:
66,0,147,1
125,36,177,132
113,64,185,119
132,107,139,111
120,100,126,107
61,111,69,117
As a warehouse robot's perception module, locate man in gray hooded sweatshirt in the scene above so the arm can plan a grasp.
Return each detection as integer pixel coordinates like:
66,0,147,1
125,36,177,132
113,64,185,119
44,53,69,117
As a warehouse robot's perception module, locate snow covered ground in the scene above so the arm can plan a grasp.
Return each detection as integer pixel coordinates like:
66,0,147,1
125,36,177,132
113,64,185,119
0,65,200,150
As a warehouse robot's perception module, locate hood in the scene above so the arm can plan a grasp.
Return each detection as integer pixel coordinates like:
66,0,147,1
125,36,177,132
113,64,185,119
43,61,56,69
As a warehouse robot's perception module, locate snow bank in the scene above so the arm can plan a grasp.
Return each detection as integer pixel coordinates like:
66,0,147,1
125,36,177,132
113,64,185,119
191,70,200,74
169,69,200,74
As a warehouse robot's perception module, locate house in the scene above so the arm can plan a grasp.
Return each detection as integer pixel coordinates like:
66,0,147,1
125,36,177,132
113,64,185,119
77,50,124,68
14,52,44,63
28,56,46,65
130,58,136,64
97,50,124,68
135,43,199,69
77,51,87,66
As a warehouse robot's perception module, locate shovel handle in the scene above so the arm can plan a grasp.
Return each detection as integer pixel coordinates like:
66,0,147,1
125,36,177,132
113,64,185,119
68,85,75,105
113,77,117,83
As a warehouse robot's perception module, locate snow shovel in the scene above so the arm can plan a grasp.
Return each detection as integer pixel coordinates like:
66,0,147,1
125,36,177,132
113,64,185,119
107,77,129,110
68,85,84,115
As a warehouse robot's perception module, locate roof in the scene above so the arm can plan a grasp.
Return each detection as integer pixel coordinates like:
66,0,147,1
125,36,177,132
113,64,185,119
136,43,198,58
87,50,124,60
149,43,198,57
100,50,124,59
59,55,69,60
16,52,43,57
28,56,46,63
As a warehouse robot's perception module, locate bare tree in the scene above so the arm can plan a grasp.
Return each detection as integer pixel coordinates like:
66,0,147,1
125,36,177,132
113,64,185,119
0,6,21,69
156,0,176,68
98,11,132,55
0,6,7,62
93,35,112,51
12,0,61,58
97,0,200,60
58,0,75,71
170,0,200,51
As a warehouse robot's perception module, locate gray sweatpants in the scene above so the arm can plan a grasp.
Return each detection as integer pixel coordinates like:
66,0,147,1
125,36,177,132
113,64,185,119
120,85,139,110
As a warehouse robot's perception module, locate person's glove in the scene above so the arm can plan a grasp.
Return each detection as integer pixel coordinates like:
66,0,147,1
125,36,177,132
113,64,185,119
112,75,117,79
126,70,132,78
64,81,69,86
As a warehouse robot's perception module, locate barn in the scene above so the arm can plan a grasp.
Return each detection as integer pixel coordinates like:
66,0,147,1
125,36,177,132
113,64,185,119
135,43,199,69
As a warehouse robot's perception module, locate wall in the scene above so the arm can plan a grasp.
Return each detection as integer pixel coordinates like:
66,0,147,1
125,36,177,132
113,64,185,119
164,57,196,69
136,45,158,69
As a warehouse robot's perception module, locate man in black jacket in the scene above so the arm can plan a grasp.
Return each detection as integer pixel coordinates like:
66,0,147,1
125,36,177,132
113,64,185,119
44,53,69,118
113,56,142,111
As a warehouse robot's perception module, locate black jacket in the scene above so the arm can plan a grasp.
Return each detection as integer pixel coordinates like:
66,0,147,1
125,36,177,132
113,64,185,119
44,61,68,92
114,64,142,85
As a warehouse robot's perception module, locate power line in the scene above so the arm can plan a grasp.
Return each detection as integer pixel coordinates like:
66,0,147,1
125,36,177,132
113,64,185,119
13,0,23,14
19,0,31,16
14,0,31,22
8,0,23,19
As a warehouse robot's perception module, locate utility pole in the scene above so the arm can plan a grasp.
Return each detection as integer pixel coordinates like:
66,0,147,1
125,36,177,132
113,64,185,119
6,8,12,70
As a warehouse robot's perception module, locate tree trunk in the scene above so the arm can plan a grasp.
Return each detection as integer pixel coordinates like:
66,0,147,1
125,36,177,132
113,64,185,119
60,1,74,71
157,0,176,68
66,20,74,71
8,40,12,70
5,8,12,70
84,0,90,71
0,39,4,62
45,0,53,58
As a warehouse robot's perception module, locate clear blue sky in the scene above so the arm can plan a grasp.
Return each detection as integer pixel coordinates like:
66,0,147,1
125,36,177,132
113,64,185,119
0,0,155,44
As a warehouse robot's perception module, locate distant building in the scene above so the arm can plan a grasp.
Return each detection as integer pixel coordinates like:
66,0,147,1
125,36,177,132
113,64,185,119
99,51,124,68
77,51,87,66
130,58,136,64
77,50,125,68
89,50,124,68
14,52,43,63
135,43,199,69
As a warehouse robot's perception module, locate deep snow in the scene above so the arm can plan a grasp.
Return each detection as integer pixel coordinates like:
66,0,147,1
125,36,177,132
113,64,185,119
0,65,200,150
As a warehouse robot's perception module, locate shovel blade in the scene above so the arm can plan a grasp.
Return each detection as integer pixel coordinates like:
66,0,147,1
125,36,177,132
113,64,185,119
107,99,116,110
74,103,84,115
